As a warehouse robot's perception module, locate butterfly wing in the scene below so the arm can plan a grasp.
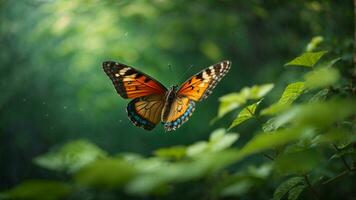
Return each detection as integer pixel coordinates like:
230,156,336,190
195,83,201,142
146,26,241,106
177,60,231,101
127,94,165,130
161,96,195,131
103,61,167,99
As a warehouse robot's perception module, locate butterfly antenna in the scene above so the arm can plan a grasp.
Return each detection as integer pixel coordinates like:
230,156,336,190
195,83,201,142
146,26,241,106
168,64,179,86
178,64,195,83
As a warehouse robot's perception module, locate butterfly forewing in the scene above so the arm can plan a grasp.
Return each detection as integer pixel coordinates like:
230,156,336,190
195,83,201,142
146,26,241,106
103,61,167,99
177,60,231,101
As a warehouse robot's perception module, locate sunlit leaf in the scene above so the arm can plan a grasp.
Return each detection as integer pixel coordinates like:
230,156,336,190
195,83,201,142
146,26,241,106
209,129,239,152
285,51,327,67
75,158,137,189
34,140,107,173
186,141,209,157
270,99,356,129
237,128,312,160
273,177,304,200
229,100,262,130
288,185,306,200
305,36,323,52
304,67,339,89
153,146,186,160
217,84,273,118
187,129,239,156
4,180,71,200
126,150,237,195
261,82,305,115
221,180,253,197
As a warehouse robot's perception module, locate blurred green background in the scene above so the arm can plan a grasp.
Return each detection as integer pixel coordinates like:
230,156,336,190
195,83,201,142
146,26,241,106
0,0,353,193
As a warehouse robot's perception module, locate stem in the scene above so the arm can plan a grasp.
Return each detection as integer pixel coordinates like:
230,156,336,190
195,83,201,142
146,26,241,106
303,174,320,200
322,169,350,185
263,153,274,161
353,0,356,83
332,144,352,171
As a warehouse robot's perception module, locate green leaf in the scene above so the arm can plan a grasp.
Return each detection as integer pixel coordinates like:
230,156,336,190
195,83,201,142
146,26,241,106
261,82,305,115
34,140,107,173
309,89,329,103
209,129,239,152
288,185,306,200
270,99,356,129
273,177,304,200
127,150,238,195
285,51,327,67
229,100,262,130
220,164,272,197
262,117,279,132
75,158,137,189
305,36,323,52
4,180,71,200
187,129,239,157
274,149,322,174
237,128,312,160
186,141,209,157
217,84,273,118
221,180,253,197
304,67,339,89
153,146,186,160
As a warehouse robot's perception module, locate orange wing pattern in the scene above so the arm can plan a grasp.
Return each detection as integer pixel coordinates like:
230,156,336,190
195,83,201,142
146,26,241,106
161,96,195,131
177,60,231,101
103,61,167,99
127,94,165,130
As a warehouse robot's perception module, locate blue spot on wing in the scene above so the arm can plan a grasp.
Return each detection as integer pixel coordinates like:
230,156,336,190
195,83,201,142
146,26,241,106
163,100,195,131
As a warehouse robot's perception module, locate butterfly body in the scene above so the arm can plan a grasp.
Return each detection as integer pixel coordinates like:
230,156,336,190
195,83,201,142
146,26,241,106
103,60,231,131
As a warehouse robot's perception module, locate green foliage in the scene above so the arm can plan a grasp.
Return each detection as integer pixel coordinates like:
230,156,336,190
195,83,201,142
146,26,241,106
217,83,273,119
274,149,322,174
34,140,107,173
229,100,262,129
306,36,324,52
304,67,340,89
153,146,187,160
4,180,71,200
75,158,137,189
285,51,327,68
273,177,305,200
261,82,305,115
3,47,356,199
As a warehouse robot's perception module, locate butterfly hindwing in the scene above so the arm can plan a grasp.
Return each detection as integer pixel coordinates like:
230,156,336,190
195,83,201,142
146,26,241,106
127,94,165,130
103,61,167,99
161,96,196,131
177,60,231,101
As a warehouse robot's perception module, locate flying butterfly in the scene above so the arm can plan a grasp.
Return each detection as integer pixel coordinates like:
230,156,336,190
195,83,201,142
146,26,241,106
103,60,231,131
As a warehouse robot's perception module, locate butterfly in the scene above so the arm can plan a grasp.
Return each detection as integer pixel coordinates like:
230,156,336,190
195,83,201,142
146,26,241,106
103,60,231,131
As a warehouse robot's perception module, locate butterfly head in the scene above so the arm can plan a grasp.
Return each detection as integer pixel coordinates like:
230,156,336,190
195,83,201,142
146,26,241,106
168,85,179,93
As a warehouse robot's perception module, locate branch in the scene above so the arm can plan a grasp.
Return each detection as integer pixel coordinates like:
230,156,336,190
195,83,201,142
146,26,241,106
263,153,274,161
303,174,320,200
322,169,349,185
332,144,352,171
